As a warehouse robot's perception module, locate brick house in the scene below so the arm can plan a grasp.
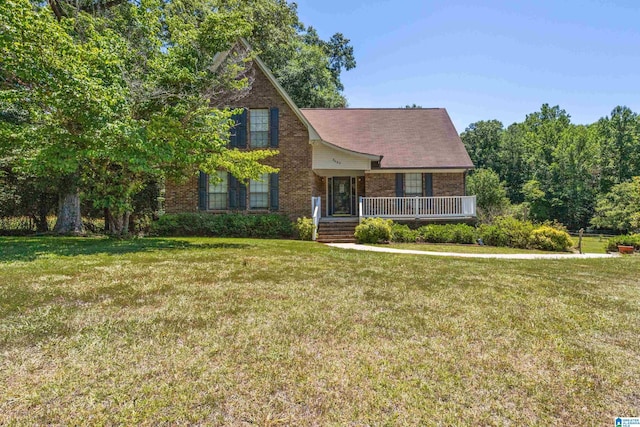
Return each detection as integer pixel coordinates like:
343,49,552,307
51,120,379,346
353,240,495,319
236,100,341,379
165,40,475,224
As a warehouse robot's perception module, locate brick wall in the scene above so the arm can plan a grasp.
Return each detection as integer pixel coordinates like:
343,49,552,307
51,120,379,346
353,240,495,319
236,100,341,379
165,59,313,219
364,173,396,197
433,173,465,196
363,172,465,197
165,173,199,213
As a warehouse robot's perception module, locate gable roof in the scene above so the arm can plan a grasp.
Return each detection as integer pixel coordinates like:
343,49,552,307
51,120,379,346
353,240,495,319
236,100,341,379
300,108,474,169
211,39,321,141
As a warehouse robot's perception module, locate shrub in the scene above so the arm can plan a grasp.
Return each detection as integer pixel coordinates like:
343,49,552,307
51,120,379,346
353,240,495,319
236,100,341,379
492,216,534,249
477,224,509,247
417,225,450,243
529,226,573,251
295,217,315,241
390,223,418,243
354,218,392,244
417,224,476,244
151,213,293,238
449,224,476,244
606,234,640,252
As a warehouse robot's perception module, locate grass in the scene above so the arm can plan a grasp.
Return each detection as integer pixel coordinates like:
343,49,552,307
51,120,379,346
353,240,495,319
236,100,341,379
380,235,610,254
1,236,639,425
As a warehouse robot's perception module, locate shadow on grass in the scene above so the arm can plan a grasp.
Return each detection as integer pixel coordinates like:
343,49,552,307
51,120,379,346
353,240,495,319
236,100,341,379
0,236,253,263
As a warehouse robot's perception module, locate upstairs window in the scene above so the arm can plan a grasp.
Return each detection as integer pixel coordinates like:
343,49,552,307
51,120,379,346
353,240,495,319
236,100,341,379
250,109,269,148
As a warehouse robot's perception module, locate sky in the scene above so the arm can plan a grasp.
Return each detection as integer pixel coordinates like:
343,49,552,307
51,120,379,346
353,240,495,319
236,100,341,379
294,0,640,131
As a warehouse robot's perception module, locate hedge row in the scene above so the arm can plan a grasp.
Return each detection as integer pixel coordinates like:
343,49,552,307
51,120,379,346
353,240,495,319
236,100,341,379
151,213,294,238
355,217,573,252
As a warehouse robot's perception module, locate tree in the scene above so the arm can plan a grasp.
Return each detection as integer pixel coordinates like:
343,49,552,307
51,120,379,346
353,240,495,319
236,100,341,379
1,0,277,234
460,120,504,173
498,122,528,202
591,177,640,233
228,0,356,107
597,106,640,193
466,169,510,221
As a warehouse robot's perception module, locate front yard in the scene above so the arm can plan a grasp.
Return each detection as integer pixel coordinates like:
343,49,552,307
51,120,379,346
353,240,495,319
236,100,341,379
1,237,639,425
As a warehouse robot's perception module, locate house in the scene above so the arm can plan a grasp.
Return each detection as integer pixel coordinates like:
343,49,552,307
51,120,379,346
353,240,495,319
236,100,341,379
165,40,476,230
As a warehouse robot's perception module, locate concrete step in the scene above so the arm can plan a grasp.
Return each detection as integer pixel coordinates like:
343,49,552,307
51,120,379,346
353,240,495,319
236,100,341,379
317,237,357,243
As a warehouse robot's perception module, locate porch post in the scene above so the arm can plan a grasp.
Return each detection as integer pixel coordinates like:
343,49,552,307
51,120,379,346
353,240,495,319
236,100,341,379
358,196,363,222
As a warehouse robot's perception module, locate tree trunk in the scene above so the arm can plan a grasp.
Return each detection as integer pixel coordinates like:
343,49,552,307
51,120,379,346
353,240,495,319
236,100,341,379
34,194,51,232
106,209,130,235
53,190,84,234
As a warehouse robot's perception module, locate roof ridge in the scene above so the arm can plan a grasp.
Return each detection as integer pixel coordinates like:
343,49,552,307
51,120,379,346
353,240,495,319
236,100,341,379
299,107,446,111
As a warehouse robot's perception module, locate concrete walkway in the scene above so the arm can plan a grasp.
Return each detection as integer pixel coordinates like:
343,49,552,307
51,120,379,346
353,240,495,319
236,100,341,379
326,243,619,260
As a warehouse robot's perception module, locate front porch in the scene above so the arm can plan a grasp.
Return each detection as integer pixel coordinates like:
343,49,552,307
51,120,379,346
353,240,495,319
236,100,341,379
311,195,476,240
358,196,477,220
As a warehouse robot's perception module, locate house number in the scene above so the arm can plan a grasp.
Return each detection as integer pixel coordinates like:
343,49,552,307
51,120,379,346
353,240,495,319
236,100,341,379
332,158,342,165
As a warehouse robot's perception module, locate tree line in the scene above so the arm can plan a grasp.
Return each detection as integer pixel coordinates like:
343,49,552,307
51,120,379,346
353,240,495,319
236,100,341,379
0,0,356,234
462,104,640,232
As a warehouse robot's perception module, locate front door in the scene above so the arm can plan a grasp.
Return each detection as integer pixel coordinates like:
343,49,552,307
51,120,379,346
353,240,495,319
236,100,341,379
330,176,351,215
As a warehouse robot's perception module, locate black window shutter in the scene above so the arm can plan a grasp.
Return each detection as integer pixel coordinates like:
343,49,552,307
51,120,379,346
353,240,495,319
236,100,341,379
231,108,247,148
395,173,404,197
198,171,208,210
269,173,279,210
229,111,240,148
238,181,247,210
228,173,238,209
269,107,279,148
424,173,433,197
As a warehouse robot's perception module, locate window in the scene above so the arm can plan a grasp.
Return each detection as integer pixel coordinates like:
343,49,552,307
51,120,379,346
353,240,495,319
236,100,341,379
249,173,269,209
405,173,422,196
208,171,228,210
250,109,269,148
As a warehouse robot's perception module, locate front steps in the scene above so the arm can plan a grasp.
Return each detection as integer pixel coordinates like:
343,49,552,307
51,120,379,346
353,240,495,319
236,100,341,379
316,219,358,243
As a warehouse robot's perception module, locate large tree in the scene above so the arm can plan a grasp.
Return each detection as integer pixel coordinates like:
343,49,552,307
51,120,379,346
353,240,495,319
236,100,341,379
222,0,356,107
1,0,277,234
461,120,504,173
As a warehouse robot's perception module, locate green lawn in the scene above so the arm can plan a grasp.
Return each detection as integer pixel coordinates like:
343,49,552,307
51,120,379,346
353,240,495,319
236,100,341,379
1,236,639,425
379,235,610,254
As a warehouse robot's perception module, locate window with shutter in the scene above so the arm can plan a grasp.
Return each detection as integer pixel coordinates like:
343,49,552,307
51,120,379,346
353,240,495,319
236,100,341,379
404,173,422,196
249,173,269,209
208,171,228,210
250,109,269,148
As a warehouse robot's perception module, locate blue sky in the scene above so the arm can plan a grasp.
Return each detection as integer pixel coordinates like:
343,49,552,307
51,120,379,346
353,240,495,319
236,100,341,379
294,0,640,131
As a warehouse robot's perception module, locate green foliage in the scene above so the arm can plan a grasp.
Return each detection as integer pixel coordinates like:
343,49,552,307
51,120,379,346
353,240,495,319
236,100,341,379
238,0,356,108
606,234,640,252
461,120,504,172
476,216,571,251
390,223,419,243
462,103,640,229
492,216,535,249
477,224,509,247
295,217,315,241
0,0,277,234
151,213,293,238
417,224,476,244
354,218,392,244
591,177,640,233
529,226,573,252
466,168,510,220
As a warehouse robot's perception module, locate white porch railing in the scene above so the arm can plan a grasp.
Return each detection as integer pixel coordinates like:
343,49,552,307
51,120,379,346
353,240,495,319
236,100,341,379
359,196,476,220
311,196,321,240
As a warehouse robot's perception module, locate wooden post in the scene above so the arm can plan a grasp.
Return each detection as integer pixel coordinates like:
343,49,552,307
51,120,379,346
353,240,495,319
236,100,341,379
578,228,584,254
